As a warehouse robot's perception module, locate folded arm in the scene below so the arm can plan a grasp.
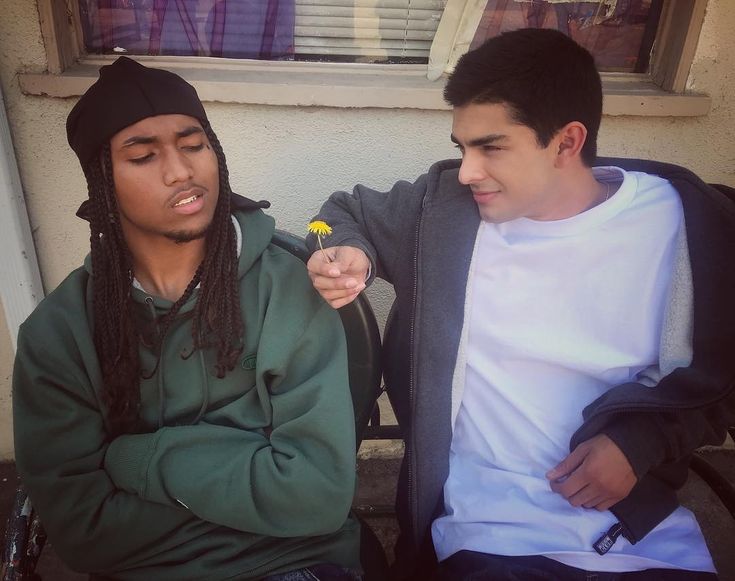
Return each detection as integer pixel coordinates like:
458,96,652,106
13,327,194,573
103,301,356,537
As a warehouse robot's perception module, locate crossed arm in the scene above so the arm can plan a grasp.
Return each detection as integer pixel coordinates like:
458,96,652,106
13,294,355,572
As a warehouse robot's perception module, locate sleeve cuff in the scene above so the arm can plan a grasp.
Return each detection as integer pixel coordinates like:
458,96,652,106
104,433,158,497
602,414,670,479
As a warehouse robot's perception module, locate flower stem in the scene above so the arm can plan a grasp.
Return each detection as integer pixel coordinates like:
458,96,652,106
318,236,331,263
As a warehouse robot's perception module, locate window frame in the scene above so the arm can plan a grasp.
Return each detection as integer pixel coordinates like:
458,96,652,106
27,0,710,116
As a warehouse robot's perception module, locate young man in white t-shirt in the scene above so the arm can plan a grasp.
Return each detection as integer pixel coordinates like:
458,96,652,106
307,28,735,580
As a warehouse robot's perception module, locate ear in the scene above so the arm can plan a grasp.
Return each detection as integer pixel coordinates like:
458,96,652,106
553,122,588,167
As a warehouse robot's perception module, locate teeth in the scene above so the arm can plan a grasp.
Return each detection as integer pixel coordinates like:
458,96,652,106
174,194,198,207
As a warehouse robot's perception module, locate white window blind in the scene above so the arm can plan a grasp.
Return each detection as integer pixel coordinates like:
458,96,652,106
79,0,448,63
294,0,447,60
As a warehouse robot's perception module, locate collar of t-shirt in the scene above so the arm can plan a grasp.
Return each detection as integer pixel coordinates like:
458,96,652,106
494,166,631,240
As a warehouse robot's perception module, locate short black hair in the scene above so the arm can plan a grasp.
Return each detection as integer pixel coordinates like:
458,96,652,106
444,28,602,166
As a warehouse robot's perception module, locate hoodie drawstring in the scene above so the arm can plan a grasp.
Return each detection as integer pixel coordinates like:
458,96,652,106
191,349,211,425
142,294,211,427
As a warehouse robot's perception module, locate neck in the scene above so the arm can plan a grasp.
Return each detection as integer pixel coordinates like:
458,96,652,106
543,166,607,220
127,237,206,301
577,168,610,213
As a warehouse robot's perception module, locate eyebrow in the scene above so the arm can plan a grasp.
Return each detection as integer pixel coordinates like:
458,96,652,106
121,125,203,147
450,133,507,147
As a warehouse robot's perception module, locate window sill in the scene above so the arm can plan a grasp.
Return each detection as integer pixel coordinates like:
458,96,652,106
19,56,711,116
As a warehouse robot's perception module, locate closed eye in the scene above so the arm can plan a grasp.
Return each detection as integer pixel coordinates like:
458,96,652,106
129,153,154,165
183,143,205,152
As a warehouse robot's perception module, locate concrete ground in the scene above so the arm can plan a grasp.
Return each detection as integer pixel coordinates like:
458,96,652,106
2,447,734,580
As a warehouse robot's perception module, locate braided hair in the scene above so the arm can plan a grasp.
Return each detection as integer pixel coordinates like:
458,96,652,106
84,121,243,436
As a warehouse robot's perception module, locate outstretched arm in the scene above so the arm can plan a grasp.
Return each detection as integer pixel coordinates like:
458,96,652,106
305,174,429,308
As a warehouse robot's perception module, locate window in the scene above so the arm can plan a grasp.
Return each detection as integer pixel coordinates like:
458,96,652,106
29,0,710,114
472,1,663,73
73,0,687,77
426,0,700,83
77,0,446,63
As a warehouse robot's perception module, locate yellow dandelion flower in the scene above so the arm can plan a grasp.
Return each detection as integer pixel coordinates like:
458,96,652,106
307,220,333,236
307,220,333,263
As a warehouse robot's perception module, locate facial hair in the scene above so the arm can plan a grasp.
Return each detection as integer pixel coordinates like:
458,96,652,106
166,224,210,245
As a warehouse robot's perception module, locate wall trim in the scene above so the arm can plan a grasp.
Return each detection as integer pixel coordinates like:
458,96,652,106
19,58,712,116
0,85,44,351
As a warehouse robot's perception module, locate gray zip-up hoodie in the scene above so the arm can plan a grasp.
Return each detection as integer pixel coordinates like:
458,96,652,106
310,157,735,578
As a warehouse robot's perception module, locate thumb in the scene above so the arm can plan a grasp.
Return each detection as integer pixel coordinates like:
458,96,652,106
547,446,586,481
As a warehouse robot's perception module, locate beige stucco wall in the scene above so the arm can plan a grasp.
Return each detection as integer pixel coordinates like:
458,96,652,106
601,1,735,179
1,0,734,458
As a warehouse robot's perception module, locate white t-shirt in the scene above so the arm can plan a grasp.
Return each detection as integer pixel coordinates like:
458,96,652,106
431,167,715,573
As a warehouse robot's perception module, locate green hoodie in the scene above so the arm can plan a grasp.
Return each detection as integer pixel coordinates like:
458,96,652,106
12,206,360,580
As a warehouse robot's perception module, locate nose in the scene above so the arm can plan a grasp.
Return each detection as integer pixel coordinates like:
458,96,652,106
458,151,486,185
162,148,194,186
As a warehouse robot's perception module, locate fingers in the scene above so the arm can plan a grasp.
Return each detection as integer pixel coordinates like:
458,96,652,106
318,285,367,305
548,434,637,511
310,270,366,294
548,440,602,502
307,246,370,279
575,490,617,511
311,278,365,309
552,473,620,511
549,470,585,499
306,248,340,278
566,485,610,510
306,246,370,309
593,498,618,512
566,485,598,508
547,443,587,482
327,292,363,309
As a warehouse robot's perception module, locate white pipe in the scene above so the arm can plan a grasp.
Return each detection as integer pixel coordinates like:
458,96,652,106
0,84,44,351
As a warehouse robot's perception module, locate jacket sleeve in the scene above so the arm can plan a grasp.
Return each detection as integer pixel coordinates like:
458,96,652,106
574,185,735,479
307,174,428,284
604,391,735,479
12,325,194,574
572,368,735,479
103,301,356,537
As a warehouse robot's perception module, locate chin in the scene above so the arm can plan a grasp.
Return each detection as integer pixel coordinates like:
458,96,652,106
480,212,505,223
166,225,210,244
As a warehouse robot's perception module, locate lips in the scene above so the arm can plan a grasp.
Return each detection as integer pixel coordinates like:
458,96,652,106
472,190,499,203
170,187,206,215
174,194,199,207
171,187,204,207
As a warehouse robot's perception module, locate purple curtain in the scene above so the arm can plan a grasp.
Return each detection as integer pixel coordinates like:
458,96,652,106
81,0,295,60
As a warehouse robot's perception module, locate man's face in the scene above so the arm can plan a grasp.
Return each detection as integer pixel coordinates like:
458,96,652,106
452,102,564,223
109,114,219,246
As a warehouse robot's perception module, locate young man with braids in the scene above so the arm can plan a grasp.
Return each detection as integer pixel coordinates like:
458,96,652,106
12,57,361,581
307,29,735,580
